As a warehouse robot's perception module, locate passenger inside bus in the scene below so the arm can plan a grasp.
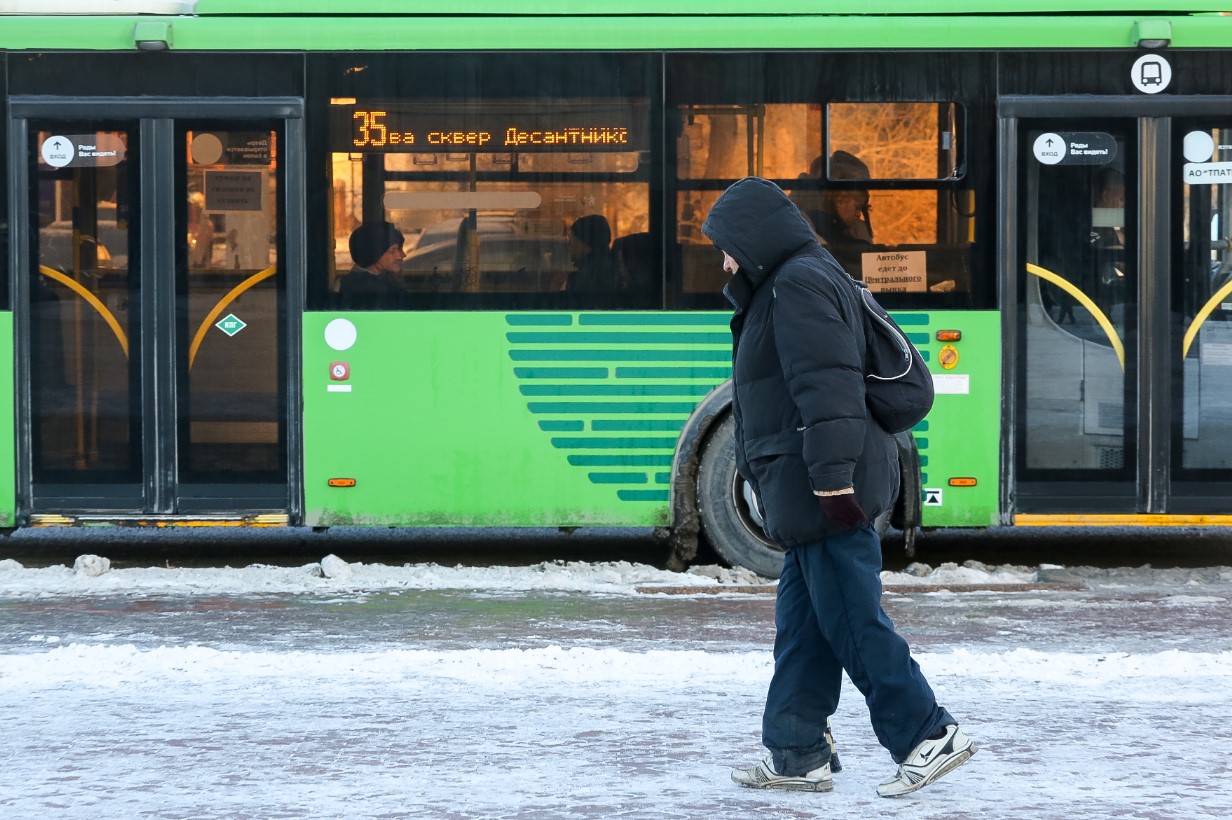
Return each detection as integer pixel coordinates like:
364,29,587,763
337,221,407,305
565,214,621,294
613,231,655,294
1089,167,1127,325
791,150,874,275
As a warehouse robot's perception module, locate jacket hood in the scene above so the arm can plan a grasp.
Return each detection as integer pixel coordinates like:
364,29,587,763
701,177,818,289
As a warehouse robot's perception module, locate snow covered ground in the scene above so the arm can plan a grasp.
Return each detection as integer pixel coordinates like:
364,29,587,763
2,556,1231,818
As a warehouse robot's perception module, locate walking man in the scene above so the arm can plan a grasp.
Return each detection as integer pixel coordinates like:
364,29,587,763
701,177,976,798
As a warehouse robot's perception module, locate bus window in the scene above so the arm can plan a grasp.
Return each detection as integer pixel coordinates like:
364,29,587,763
675,101,973,307
326,98,652,309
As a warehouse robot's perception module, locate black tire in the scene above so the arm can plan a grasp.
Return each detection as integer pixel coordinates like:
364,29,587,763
697,415,785,579
696,414,893,579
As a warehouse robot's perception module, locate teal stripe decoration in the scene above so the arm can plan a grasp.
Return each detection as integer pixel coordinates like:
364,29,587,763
539,420,584,432
551,437,679,449
580,313,729,326
915,438,929,450
618,490,670,502
906,332,930,345
507,332,729,345
521,384,713,397
919,455,929,467
508,313,734,505
921,473,929,484
914,420,929,432
515,367,608,379
567,455,674,467
529,402,699,414
890,314,930,326
588,472,649,484
592,419,686,432
510,349,731,361
616,366,731,379
505,314,573,326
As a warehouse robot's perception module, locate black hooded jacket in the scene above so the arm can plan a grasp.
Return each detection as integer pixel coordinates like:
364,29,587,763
702,177,898,546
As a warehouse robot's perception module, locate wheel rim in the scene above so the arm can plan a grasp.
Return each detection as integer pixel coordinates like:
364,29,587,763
729,474,780,551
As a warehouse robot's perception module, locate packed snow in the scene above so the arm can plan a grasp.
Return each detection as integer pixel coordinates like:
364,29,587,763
2,555,1231,818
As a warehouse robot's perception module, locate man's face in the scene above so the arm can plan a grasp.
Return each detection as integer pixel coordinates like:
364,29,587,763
372,243,405,275
722,250,739,275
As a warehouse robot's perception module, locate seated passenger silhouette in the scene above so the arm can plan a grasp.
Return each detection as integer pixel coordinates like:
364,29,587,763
792,150,874,274
337,222,407,304
566,215,621,294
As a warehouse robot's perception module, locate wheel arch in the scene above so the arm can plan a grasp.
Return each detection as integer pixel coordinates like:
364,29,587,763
664,379,732,570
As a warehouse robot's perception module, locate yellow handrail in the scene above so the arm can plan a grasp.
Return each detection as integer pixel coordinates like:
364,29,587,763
38,265,129,358
188,266,277,370
1182,276,1232,360
1026,263,1125,372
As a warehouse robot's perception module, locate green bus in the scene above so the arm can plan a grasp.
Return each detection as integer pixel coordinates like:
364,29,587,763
2,2,1231,576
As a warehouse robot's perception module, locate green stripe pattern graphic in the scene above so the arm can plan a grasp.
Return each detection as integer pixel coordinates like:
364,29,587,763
508,313,732,503
508,310,930,506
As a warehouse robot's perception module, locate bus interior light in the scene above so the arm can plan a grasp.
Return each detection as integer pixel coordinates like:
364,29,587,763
948,477,978,487
327,478,357,488
936,330,962,342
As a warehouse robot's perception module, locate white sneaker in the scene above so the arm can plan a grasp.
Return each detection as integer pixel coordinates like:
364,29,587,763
731,759,833,792
876,724,976,798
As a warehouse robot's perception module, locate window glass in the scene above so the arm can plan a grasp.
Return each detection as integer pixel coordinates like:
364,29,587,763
827,103,963,180
1179,125,1232,474
327,96,653,309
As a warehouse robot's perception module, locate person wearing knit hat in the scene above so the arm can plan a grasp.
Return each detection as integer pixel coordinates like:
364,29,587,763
790,151,874,275
337,221,407,304
565,214,621,294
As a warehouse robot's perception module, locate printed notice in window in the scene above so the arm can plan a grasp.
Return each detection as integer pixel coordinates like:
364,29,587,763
862,250,927,293
204,170,264,212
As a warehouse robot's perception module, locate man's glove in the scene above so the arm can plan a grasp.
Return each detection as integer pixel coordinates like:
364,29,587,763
818,493,868,530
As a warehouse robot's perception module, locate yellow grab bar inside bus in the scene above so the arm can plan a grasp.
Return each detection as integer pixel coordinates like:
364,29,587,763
1182,276,1232,361
1026,263,1125,372
38,265,130,358
188,266,277,370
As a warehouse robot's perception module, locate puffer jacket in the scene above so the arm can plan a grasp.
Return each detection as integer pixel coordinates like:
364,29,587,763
701,177,898,545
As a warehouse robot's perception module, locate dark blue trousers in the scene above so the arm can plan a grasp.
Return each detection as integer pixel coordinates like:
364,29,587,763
762,523,953,774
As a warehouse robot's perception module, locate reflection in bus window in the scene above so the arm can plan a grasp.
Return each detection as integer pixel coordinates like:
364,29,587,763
327,99,652,309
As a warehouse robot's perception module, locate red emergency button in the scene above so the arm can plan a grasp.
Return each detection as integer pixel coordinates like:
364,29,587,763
329,361,350,381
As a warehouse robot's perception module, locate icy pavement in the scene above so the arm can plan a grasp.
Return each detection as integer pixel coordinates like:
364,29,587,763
2,557,1231,818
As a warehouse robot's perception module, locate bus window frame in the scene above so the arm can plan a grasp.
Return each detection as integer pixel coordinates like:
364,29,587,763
306,51,662,313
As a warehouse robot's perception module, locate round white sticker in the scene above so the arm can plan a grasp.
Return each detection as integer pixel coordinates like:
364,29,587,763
41,136,75,168
1131,54,1171,94
324,318,358,351
1183,131,1215,163
1033,133,1066,165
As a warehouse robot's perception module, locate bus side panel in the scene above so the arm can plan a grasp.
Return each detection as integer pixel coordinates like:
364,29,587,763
0,313,12,528
915,310,1001,527
302,311,731,528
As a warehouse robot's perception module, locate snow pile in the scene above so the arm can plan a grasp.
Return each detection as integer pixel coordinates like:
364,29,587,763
881,559,1038,587
0,557,1089,598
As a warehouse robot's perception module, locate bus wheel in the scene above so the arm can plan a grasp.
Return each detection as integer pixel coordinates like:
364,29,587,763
697,414,894,580
697,415,784,579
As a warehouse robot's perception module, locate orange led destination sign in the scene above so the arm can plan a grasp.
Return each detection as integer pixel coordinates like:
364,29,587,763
331,103,647,153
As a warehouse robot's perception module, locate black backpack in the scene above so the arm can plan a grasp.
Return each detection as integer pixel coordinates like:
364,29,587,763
850,279,934,433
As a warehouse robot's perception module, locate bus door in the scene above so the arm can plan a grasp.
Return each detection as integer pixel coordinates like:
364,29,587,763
12,99,303,520
1009,104,1232,517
